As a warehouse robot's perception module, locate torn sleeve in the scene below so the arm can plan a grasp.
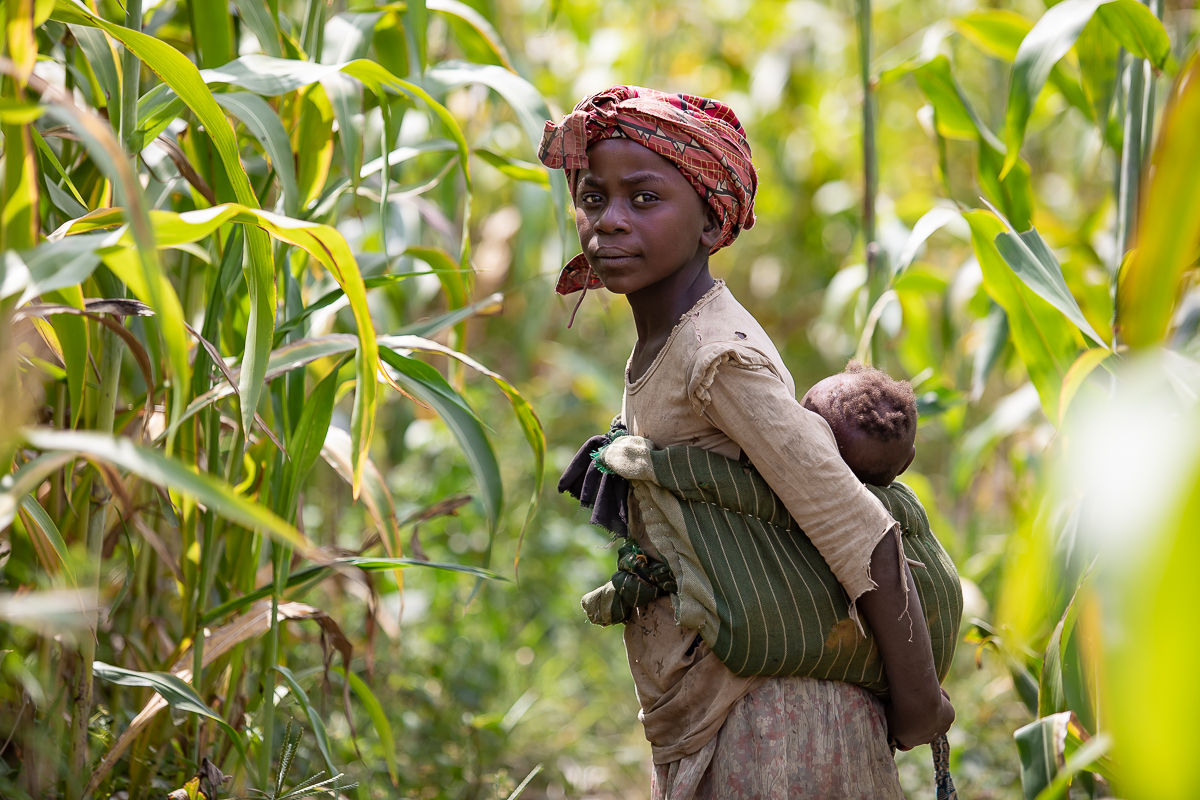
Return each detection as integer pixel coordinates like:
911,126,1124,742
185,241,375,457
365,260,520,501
686,342,784,417
700,359,900,613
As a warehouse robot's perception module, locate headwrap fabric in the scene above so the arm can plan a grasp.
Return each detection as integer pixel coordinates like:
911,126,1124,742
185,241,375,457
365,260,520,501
539,86,758,295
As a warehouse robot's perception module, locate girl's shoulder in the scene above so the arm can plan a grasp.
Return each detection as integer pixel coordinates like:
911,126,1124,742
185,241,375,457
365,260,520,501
682,284,796,412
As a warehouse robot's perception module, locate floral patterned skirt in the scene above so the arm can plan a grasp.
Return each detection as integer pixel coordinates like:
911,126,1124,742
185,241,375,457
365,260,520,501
651,676,904,800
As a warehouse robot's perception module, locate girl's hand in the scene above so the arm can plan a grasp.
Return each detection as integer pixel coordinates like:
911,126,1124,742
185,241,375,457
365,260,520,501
887,686,955,751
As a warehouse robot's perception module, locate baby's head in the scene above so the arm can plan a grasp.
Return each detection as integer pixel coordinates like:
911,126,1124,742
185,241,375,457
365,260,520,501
801,361,917,487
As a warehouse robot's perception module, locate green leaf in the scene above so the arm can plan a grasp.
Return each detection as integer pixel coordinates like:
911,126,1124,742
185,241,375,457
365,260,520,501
893,207,961,277
232,0,282,58
0,452,75,531
427,0,514,71
475,148,550,187
173,335,360,436
911,57,986,141
300,0,327,60
953,382,1041,490
372,12,409,79
0,100,44,125
1076,15,1121,130
321,12,381,63
67,24,119,107
33,96,187,429
381,335,545,563
63,202,380,495
200,55,344,95
30,128,86,209
378,347,503,535
426,60,568,241
275,274,416,345
41,287,89,427
202,557,504,623
966,211,1079,424
405,246,467,340
282,359,340,513
1059,347,1112,422
21,428,322,561
1014,712,1071,800
405,0,427,74
1033,733,1113,800
1002,0,1105,179
972,302,1010,400
41,171,88,220
187,0,234,68
954,9,1030,61
1118,53,1200,348
321,74,364,189
198,55,471,187
332,667,398,786
359,138,458,180
978,138,1035,237
274,665,337,779
339,61,471,187
992,225,1108,347
902,55,1034,229
344,557,505,578
293,83,336,209
53,0,275,434
93,661,249,766
18,496,75,584
3,120,38,254
1095,0,1172,72
394,291,503,338
129,84,186,152
213,92,301,216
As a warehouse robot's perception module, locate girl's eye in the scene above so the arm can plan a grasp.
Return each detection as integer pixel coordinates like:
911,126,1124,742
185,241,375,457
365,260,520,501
580,193,603,204
633,192,658,203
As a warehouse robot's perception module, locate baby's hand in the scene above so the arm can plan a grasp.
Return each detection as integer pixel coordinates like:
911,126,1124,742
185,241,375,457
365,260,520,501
887,686,955,751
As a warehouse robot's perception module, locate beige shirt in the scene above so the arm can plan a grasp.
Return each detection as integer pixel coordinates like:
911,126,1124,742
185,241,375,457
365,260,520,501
620,281,897,764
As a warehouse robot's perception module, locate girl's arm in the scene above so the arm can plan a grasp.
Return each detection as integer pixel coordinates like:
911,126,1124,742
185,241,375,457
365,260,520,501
857,532,956,747
702,361,952,745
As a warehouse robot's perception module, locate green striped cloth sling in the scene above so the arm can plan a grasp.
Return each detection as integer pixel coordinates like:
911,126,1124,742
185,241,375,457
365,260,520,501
582,434,964,696
582,435,965,798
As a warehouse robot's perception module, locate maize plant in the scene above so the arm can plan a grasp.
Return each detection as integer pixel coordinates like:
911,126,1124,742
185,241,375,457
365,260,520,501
834,0,1200,792
0,0,556,796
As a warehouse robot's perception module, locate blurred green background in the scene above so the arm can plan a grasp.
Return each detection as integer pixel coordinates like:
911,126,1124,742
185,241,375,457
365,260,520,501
4,0,1199,795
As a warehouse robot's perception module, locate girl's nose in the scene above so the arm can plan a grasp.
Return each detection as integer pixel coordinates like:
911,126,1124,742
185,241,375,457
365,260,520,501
595,199,631,234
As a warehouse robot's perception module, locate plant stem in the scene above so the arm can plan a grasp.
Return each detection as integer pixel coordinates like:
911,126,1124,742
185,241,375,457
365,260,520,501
1116,58,1146,265
66,320,121,800
118,0,142,147
856,0,883,364
258,447,289,787
1139,0,1164,161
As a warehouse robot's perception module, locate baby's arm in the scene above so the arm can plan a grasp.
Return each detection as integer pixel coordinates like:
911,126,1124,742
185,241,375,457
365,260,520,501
702,361,952,745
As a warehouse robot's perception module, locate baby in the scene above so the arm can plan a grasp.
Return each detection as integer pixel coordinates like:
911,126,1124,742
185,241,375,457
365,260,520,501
801,360,917,488
802,361,959,754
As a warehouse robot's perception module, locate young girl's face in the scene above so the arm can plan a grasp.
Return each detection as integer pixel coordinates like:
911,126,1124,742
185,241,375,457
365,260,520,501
573,138,718,296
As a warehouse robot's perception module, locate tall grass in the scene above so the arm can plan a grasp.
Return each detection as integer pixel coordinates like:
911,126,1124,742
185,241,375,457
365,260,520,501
0,0,553,796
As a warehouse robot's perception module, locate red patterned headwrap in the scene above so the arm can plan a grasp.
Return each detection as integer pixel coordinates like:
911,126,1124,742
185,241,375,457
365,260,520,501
538,86,758,295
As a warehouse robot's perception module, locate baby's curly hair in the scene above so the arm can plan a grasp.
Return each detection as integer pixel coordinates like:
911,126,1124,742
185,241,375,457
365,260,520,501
835,361,917,444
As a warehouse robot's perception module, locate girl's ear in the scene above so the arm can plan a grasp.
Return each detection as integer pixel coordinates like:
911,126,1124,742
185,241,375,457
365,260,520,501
699,208,721,249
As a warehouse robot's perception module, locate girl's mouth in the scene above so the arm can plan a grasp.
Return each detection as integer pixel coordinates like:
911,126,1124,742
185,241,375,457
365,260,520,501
593,249,639,268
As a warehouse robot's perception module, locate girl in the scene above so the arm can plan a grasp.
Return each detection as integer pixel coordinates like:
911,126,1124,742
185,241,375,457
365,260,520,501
539,87,953,799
